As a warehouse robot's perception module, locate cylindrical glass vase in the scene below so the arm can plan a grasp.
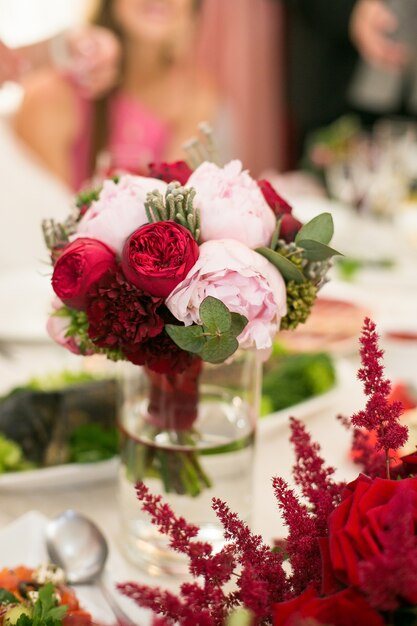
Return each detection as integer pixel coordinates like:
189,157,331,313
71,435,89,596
117,350,261,575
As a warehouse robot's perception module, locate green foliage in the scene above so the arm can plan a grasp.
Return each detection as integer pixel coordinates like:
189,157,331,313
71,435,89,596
256,247,305,283
295,212,334,245
296,239,341,261
75,187,101,209
145,182,201,241
0,436,34,473
166,296,248,364
69,423,118,463
262,352,336,413
15,584,67,626
0,589,19,605
280,281,318,330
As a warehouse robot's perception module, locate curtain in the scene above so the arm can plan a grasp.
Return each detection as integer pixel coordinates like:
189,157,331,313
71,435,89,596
197,0,288,176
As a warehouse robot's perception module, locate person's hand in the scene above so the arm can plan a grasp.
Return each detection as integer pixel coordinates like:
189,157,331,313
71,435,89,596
350,0,409,69
60,26,121,98
0,40,27,86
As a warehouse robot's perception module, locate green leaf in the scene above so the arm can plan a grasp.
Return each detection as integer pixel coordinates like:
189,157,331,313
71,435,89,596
295,212,334,245
199,296,232,333
230,313,248,337
0,588,19,605
31,584,67,626
297,239,341,261
166,324,206,353
200,334,239,364
256,247,305,284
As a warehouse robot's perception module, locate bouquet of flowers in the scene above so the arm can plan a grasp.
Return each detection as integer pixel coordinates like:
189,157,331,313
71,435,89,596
116,318,417,626
42,132,338,497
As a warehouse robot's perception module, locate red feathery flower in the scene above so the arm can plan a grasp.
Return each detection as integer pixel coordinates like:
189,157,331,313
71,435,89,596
351,318,407,476
289,418,344,534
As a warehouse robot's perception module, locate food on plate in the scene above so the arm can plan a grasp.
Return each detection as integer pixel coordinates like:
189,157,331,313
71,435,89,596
0,371,117,474
0,564,92,625
279,296,368,353
261,345,336,414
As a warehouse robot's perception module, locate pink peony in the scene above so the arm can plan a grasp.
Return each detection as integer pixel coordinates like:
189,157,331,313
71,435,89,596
187,160,276,249
166,239,287,350
47,298,93,355
75,174,167,254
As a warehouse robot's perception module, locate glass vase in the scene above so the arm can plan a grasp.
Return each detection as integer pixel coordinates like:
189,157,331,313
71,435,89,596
117,350,261,576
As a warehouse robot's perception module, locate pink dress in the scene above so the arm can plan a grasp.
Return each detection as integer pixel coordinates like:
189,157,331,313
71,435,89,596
71,90,171,191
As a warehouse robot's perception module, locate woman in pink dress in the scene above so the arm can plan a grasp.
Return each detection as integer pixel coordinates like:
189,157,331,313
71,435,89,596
12,0,221,191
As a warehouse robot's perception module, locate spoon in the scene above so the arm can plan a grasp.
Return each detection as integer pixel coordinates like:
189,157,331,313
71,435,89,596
46,510,135,626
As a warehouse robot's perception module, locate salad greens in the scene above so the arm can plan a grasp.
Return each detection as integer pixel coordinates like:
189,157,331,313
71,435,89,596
261,349,336,415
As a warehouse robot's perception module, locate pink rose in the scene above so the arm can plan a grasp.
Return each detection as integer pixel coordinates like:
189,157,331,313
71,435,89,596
166,239,287,350
47,298,93,355
75,174,167,254
187,160,276,249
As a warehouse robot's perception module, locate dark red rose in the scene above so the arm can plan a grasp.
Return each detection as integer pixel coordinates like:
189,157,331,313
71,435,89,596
400,451,417,476
121,221,199,299
324,475,417,601
258,179,292,215
148,161,193,185
280,213,303,243
274,586,384,626
86,268,164,351
258,179,302,242
51,237,117,310
124,331,193,375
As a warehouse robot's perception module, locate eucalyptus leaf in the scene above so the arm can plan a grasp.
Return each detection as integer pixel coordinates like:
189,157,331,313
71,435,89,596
256,247,305,284
297,239,342,261
200,334,239,364
295,212,334,245
165,325,206,353
200,296,231,333
230,313,248,337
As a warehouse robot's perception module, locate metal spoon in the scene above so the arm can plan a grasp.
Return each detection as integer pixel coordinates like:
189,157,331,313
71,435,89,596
46,510,135,625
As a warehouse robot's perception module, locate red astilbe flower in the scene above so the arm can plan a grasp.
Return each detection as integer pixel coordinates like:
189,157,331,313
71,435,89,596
289,417,344,535
118,483,237,626
350,318,407,477
272,477,322,597
358,486,417,611
212,498,289,619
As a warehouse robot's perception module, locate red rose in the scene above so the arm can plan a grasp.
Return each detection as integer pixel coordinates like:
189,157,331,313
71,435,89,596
258,179,302,242
51,237,117,310
325,475,417,600
400,451,417,476
121,221,199,299
148,161,193,185
274,586,384,626
258,179,292,215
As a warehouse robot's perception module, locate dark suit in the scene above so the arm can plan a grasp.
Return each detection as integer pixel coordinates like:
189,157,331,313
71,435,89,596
282,0,358,158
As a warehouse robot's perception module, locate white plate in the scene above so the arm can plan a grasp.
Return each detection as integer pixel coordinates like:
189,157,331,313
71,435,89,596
258,358,351,435
0,268,53,342
0,511,151,625
0,457,119,490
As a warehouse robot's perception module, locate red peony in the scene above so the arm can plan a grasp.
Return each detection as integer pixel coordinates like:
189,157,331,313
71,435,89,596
148,160,193,185
121,221,199,299
274,586,385,626
258,179,302,242
324,474,417,602
86,268,164,352
124,331,193,375
51,237,117,310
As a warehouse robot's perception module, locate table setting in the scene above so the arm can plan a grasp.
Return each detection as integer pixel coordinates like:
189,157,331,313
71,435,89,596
0,126,417,625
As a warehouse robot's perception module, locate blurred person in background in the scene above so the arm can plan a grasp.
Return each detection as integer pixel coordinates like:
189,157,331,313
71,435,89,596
0,28,120,98
282,0,415,161
12,0,223,191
